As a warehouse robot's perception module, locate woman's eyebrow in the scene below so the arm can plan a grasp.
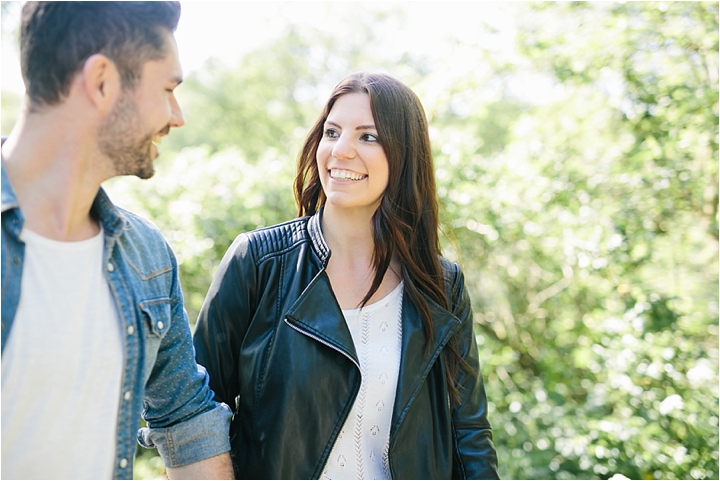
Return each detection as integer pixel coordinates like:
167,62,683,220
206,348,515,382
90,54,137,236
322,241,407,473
324,120,377,131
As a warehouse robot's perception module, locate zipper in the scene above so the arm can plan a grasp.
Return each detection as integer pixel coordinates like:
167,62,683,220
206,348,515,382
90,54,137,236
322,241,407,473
283,317,361,372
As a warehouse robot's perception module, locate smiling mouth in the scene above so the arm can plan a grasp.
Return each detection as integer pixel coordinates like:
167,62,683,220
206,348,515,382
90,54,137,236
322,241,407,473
152,126,171,148
330,169,367,181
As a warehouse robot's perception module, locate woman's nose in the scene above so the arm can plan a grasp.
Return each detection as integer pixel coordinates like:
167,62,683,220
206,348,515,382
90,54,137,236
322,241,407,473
331,133,356,160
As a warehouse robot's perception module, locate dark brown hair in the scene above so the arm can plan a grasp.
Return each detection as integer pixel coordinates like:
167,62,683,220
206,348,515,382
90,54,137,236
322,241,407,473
295,72,470,403
20,1,181,109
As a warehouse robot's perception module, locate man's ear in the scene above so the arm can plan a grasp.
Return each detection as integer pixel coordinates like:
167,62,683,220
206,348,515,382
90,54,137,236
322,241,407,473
81,54,121,114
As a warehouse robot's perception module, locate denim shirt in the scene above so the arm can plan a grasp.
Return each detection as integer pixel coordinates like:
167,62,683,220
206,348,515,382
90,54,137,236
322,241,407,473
1,165,231,479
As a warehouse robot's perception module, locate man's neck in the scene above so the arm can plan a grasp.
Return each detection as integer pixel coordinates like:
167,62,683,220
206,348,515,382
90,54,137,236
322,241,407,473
2,109,106,241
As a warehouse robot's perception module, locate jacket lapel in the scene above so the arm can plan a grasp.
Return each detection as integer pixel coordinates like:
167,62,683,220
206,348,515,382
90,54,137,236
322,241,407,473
390,291,462,434
284,269,359,366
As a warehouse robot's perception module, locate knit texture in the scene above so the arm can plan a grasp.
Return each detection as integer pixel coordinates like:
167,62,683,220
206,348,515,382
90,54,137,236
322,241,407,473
321,282,404,480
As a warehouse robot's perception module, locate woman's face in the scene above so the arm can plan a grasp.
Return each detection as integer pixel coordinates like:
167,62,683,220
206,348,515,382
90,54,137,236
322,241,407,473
316,92,389,216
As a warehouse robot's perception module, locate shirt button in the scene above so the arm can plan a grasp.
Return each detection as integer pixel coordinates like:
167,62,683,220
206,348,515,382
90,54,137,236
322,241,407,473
157,321,164,330
107,263,115,272
119,458,128,469
127,325,135,335
124,391,131,401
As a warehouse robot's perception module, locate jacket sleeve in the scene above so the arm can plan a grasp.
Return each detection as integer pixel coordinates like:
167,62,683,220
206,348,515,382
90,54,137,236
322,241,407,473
137,239,232,468
448,264,500,479
193,233,257,411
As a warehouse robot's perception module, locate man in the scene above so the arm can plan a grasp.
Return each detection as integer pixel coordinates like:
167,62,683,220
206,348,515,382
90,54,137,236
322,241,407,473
1,2,233,479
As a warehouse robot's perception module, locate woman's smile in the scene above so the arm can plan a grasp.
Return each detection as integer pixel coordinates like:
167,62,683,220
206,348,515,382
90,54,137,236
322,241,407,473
329,168,367,182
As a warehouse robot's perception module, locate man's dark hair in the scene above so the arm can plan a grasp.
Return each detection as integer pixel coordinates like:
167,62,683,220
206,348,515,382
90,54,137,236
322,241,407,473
20,1,181,109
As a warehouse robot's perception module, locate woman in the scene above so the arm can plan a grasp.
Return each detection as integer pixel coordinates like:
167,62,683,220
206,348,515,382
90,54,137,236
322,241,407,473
193,73,499,479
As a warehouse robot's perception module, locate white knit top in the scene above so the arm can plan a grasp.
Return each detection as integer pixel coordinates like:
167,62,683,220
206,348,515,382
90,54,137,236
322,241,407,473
321,282,404,480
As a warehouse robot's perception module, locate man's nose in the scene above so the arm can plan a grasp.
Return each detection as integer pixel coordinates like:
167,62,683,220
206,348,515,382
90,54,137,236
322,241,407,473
169,95,185,128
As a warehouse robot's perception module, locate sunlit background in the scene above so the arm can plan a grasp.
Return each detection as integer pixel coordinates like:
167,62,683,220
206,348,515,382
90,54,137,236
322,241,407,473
1,1,718,480
3,2,523,93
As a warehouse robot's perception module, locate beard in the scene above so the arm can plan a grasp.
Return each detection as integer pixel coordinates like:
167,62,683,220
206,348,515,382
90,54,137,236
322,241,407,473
97,94,159,180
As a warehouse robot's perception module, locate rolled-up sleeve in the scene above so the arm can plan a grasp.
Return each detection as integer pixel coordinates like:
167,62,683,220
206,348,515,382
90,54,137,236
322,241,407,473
136,246,232,468
137,397,232,467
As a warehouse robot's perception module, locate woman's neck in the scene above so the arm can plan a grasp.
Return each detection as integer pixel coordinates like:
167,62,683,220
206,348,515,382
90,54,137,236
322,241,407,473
321,204,401,309
320,204,375,261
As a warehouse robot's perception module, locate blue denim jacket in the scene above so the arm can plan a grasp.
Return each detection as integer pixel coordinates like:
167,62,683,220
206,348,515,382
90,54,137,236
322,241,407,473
1,165,231,479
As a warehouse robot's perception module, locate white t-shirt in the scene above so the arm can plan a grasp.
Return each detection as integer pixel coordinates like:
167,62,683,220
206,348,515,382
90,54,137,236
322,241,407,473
321,282,404,480
2,227,124,479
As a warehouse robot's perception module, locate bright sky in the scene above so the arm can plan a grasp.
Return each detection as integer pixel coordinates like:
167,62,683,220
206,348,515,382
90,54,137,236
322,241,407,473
1,1,518,95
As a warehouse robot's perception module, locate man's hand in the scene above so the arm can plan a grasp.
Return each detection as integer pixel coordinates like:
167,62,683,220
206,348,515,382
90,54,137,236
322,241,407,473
166,452,234,479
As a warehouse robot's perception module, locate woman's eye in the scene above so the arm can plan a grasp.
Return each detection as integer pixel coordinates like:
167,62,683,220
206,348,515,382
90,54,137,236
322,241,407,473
324,128,339,139
361,133,379,142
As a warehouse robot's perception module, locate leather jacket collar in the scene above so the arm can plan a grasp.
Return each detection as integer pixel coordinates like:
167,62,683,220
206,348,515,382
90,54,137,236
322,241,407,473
307,208,331,265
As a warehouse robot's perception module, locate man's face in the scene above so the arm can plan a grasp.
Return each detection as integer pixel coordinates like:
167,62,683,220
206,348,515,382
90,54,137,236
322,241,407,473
98,31,184,179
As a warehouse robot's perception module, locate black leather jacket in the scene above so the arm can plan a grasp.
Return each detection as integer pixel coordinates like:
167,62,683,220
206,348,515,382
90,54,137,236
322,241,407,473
193,212,499,479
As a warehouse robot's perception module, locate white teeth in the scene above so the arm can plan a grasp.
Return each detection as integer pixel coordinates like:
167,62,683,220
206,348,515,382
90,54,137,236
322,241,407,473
330,169,366,181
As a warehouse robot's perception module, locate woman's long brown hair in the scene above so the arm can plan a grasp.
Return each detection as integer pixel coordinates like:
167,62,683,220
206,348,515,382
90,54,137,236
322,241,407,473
294,72,471,404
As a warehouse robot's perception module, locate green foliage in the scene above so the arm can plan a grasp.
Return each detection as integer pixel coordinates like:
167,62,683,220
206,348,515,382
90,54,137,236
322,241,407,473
1,89,21,136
